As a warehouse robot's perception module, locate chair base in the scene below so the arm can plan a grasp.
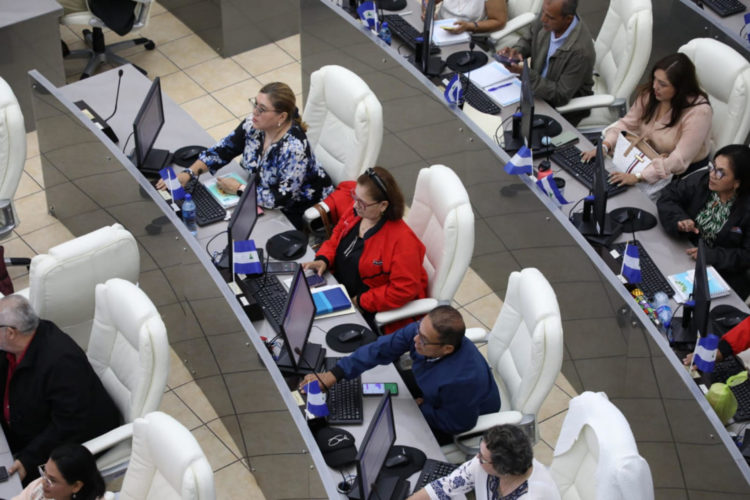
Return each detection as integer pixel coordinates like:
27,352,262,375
65,26,155,79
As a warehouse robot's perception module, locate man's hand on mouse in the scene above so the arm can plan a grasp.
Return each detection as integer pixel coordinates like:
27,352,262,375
299,371,337,393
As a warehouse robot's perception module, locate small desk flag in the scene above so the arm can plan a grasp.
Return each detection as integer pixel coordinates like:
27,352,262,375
444,74,464,105
233,240,263,275
536,172,569,205
504,145,533,175
693,334,720,373
305,380,329,418
621,242,641,284
159,166,185,201
357,1,379,30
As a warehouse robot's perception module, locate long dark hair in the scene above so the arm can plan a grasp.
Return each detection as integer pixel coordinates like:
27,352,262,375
714,144,750,200
637,53,709,128
356,166,405,221
49,444,105,500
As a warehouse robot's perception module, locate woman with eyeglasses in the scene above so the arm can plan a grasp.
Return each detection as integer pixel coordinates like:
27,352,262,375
657,144,750,299
408,424,560,500
302,167,428,333
12,444,105,500
157,82,333,229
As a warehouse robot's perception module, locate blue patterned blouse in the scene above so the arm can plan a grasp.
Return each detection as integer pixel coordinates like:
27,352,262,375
198,119,333,219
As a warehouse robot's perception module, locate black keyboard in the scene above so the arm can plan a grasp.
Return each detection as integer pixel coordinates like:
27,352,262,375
240,274,288,333
702,0,746,17
550,143,627,197
730,378,750,421
187,181,227,226
325,357,363,425
612,240,675,301
711,356,746,384
413,459,459,492
444,73,501,115
383,14,440,54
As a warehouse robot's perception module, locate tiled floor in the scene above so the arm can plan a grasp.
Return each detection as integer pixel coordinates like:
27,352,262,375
14,4,578,497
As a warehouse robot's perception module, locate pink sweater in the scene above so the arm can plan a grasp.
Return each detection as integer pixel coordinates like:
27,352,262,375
604,93,712,183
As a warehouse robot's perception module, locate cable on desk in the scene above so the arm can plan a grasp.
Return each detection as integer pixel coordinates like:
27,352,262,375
312,324,329,335
566,196,586,220
121,131,134,154
204,230,227,263
494,104,520,148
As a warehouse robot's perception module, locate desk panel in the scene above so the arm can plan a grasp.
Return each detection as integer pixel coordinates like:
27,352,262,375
301,1,750,496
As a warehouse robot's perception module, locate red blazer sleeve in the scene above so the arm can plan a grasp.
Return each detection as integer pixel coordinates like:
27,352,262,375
722,317,750,356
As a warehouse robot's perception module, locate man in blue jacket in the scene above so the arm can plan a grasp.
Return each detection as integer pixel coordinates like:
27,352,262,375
302,305,500,444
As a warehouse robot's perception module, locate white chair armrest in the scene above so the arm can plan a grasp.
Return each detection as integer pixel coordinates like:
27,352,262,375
465,327,488,344
454,411,524,439
303,201,330,223
83,423,134,455
103,492,116,500
374,298,439,326
489,13,537,44
555,94,616,114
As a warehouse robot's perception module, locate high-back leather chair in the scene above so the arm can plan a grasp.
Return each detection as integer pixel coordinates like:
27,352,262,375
489,0,544,48
679,38,750,150
83,278,169,477
556,0,653,132
375,165,474,328
550,392,654,500
0,77,26,236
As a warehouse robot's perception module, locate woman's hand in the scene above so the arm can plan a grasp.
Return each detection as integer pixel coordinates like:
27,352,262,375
608,171,639,187
155,170,191,191
683,352,696,368
677,219,699,234
216,176,241,195
686,247,698,260
581,148,597,163
302,260,327,276
445,20,471,34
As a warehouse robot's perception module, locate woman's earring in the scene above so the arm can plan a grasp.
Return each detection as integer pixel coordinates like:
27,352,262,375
278,122,282,127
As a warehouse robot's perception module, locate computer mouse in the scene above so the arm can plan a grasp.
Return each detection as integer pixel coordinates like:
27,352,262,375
532,117,548,129
173,145,207,167
338,327,364,343
283,241,305,258
384,453,409,468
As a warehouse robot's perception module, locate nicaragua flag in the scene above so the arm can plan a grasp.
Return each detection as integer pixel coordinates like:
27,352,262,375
536,172,569,205
305,380,329,418
504,145,533,175
357,1,379,30
444,74,464,105
159,166,185,201
693,334,720,372
233,240,263,275
621,242,641,284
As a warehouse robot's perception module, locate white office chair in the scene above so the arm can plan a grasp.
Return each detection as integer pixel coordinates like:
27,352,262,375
555,0,653,132
679,38,750,150
61,0,156,79
14,223,140,347
444,268,563,462
302,65,383,226
489,0,544,48
549,391,654,500
104,412,216,500
83,278,169,478
0,77,26,237
374,165,474,328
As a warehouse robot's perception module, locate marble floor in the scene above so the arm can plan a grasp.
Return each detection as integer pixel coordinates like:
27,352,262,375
14,3,579,497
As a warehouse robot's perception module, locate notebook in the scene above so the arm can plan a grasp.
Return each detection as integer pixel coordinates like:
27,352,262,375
204,173,247,209
467,61,522,107
667,266,731,303
432,19,471,46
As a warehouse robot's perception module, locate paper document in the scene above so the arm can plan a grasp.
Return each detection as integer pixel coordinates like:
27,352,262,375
204,173,247,209
467,61,522,107
432,19,471,46
667,265,731,303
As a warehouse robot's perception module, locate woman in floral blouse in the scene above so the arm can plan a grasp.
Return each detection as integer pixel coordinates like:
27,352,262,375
160,82,333,229
408,425,560,500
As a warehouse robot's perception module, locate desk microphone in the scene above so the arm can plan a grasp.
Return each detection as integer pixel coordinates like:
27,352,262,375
73,68,122,143
294,346,329,391
103,69,124,123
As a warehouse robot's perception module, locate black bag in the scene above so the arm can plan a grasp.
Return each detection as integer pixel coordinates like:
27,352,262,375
89,0,137,36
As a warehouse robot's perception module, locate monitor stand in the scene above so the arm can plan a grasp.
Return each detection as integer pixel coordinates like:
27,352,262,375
570,200,622,245
503,114,562,153
670,305,696,346
348,475,408,500
277,342,325,374
138,148,172,176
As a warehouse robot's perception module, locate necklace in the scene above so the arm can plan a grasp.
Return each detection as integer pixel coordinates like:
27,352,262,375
263,123,290,153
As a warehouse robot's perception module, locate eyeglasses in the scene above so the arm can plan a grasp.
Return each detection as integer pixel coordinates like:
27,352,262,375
416,320,445,347
38,464,56,487
477,451,493,465
350,189,380,209
249,98,279,116
708,162,727,180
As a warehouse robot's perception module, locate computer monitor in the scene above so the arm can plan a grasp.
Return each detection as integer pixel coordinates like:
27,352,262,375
276,265,323,374
216,175,258,270
672,239,712,344
354,393,397,500
571,142,621,243
132,77,171,175
519,60,534,147
411,0,444,76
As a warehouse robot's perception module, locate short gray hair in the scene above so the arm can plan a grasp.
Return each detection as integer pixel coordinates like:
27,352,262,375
0,295,40,334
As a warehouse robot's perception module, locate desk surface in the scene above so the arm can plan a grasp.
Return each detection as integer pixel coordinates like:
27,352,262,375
0,0,62,29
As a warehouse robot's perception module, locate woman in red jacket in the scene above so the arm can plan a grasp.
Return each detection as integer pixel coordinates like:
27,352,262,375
303,167,428,333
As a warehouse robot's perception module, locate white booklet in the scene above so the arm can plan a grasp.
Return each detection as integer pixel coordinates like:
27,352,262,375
468,61,522,107
667,265,732,303
431,19,471,46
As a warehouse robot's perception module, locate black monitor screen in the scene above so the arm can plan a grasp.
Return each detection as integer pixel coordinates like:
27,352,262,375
132,77,164,168
228,175,258,243
281,265,315,369
692,239,712,339
421,0,436,74
520,61,534,147
592,142,608,236
356,393,395,500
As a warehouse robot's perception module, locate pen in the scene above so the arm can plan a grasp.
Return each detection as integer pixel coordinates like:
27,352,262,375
487,82,513,92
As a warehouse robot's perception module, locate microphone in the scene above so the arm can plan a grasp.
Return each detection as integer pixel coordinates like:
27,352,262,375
336,470,353,494
457,40,476,111
537,136,552,177
294,346,329,391
103,69,124,123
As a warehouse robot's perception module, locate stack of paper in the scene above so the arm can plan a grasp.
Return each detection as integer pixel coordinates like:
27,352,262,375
468,61,522,107
667,265,732,303
432,19,471,46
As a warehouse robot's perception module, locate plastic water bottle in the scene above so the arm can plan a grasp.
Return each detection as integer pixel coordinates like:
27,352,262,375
181,194,197,236
653,291,673,331
378,22,392,45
